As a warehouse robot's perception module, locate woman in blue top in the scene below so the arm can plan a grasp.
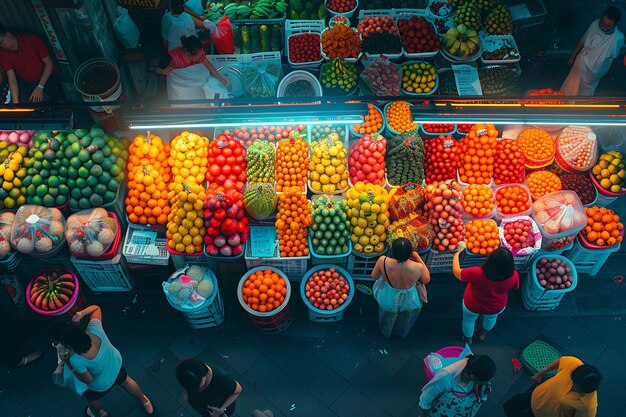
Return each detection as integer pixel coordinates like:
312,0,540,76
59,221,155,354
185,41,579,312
371,238,430,338
48,305,154,417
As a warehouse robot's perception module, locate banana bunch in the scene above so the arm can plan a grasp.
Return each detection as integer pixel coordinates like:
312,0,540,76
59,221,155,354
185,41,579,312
250,0,287,19
246,140,275,183
223,3,238,20
204,2,225,20
221,0,286,20
443,25,480,57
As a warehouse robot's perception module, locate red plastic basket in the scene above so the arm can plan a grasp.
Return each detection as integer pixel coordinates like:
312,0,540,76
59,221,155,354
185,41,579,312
166,244,205,257
71,212,121,261
578,230,623,250
26,267,80,316
589,170,626,197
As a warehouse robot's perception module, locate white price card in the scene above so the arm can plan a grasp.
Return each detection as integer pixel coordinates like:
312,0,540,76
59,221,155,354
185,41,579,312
452,64,483,96
250,227,277,258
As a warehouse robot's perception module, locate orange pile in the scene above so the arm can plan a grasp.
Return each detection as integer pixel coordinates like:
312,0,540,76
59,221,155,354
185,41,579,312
465,219,500,255
385,101,417,133
276,133,308,193
462,184,495,218
125,133,171,225
458,123,498,185
517,128,555,167
242,269,287,313
495,185,531,216
275,187,312,257
582,206,624,247
352,103,383,134
526,170,562,199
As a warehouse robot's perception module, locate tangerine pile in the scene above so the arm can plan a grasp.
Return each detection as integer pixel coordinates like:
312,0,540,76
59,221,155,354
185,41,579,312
458,123,498,185
465,219,500,255
385,101,417,133
582,206,624,247
495,185,531,217
462,184,495,218
125,133,171,226
242,269,287,313
526,170,562,199
275,187,312,257
352,103,383,135
276,132,308,193
517,128,555,167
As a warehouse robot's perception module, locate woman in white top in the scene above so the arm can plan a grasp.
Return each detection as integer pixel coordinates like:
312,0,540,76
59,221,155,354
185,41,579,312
48,305,153,417
419,354,495,417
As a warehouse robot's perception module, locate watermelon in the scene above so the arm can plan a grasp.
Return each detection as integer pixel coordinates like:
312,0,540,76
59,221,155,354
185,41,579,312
244,183,277,220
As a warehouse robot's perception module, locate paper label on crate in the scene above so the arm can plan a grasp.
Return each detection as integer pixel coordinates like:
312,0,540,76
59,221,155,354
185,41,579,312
452,65,482,96
131,230,157,245
250,227,277,257
508,4,531,20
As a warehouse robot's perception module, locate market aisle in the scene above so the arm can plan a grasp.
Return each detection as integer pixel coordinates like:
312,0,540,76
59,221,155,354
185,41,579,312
3,272,626,417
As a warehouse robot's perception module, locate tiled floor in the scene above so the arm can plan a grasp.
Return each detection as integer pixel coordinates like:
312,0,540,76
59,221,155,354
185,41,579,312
3,263,626,417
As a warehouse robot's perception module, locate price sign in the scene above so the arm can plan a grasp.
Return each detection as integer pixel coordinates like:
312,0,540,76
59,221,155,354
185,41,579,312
250,227,277,257
452,65,483,96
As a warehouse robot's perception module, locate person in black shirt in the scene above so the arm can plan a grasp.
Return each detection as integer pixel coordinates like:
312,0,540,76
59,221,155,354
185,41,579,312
176,357,242,417
0,282,42,367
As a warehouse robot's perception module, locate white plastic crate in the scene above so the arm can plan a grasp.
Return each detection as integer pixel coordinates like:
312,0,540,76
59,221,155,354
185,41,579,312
123,225,169,266
565,238,620,277
426,250,454,273
285,20,324,68
347,250,384,280
244,240,309,280
71,242,133,292
358,9,404,60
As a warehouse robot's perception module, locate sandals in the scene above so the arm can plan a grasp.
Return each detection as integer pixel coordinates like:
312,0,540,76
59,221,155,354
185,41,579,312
474,328,488,343
17,351,42,367
142,395,154,415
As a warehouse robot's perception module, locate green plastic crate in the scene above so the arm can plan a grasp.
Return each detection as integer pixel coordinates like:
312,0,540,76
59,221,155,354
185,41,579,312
520,340,561,377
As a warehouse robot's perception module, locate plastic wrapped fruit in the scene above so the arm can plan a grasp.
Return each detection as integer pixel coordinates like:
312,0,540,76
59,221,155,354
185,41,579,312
349,133,386,185
311,196,350,256
66,208,118,258
11,205,65,256
424,135,460,184
458,124,498,185
385,130,425,187
555,126,598,172
0,212,15,257
275,187,311,257
499,216,542,256
309,133,349,194
276,131,308,193
494,139,524,185
531,190,586,250
204,189,249,258
465,219,499,255
206,134,246,193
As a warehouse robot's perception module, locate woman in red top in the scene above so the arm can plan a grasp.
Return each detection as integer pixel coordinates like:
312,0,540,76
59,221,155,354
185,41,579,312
452,243,519,344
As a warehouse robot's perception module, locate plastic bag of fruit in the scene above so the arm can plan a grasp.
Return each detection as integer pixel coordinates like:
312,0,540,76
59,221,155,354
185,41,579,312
163,265,215,310
498,216,542,256
65,208,118,258
0,211,15,257
555,126,598,172
531,190,586,249
244,61,282,97
388,183,427,221
10,205,65,256
388,214,433,252
360,56,402,96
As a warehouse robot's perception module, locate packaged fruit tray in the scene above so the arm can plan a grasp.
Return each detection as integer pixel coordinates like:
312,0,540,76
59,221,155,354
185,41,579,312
441,42,483,63
426,0,452,19
357,9,404,60
479,34,521,65
499,216,542,256
395,10,441,59
400,61,439,96
285,20,325,68
494,184,532,221
325,0,358,19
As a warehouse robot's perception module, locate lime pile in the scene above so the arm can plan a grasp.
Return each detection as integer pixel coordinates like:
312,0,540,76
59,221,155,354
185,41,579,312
23,132,70,207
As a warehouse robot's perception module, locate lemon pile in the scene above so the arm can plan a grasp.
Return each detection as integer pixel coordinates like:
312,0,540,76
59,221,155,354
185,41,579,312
346,182,391,254
0,144,28,209
308,133,349,193
166,181,206,254
402,62,437,94
168,131,209,185
591,151,625,193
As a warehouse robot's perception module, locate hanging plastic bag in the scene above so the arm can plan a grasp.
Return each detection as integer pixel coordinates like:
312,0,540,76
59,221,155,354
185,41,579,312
244,60,282,97
205,16,235,54
11,205,65,256
112,6,140,49
360,56,402,96
0,212,15,257
65,208,118,258
203,76,230,100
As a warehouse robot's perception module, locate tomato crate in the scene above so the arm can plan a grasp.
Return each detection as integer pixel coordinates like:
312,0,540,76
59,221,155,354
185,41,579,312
426,249,454,274
71,242,134,292
347,250,385,280
123,225,169,266
244,240,309,281
564,237,620,277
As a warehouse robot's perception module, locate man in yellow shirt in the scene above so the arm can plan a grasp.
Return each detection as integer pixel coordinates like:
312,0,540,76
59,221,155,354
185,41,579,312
503,356,600,417
531,356,600,417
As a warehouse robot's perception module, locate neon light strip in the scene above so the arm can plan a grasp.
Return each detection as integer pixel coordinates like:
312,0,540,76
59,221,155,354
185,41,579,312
129,118,363,130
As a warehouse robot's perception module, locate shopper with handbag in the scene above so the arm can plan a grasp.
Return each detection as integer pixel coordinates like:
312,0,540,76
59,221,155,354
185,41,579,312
371,237,430,338
48,305,154,417
418,354,496,417
452,243,519,344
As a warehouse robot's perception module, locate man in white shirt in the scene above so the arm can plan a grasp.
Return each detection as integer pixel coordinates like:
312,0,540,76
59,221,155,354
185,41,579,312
561,7,625,96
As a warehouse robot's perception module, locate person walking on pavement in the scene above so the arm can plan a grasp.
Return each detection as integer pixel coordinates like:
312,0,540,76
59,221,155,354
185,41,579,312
48,305,154,417
503,356,600,417
452,243,519,344
561,7,625,96
371,237,431,338
0,283,42,367
418,354,496,417
176,357,242,417
0,24,63,103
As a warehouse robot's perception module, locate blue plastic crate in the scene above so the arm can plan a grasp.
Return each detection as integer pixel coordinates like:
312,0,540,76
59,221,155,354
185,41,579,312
300,264,355,322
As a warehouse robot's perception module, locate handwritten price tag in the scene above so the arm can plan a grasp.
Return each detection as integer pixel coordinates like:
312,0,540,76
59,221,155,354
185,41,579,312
452,64,483,96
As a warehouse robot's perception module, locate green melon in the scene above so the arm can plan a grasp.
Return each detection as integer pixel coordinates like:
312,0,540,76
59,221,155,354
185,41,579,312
243,183,277,220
